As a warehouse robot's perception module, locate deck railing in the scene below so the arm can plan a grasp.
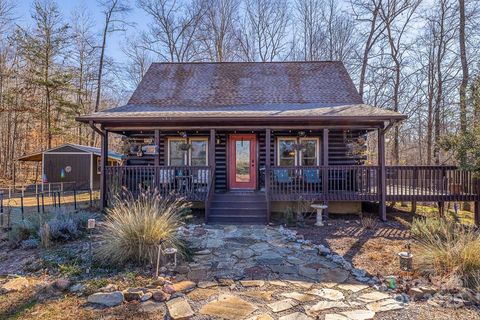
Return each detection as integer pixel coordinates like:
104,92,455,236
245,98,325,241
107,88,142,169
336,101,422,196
105,166,212,203
270,165,480,202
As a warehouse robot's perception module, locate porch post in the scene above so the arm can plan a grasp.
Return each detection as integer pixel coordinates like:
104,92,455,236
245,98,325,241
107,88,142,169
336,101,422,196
206,129,216,223
100,128,108,210
378,128,387,221
265,129,271,222
322,128,329,218
154,129,161,166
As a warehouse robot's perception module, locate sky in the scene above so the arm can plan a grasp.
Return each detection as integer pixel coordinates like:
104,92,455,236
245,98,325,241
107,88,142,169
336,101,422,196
15,0,149,63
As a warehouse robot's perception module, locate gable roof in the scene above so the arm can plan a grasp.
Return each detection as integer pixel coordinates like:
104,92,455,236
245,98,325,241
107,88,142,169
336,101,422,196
77,61,406,125
16,143,123,162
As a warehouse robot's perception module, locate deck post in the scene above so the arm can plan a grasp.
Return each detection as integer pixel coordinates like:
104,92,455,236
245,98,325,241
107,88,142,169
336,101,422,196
154,129,161,166
322,128,329,218
378,128,387,221
100,129,108,210
475,201,480,226
265,129,271,222
206,129,216,223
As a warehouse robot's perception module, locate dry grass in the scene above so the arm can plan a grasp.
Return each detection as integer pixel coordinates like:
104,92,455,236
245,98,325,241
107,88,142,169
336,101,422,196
360,215,378,230
412,217,480,290
96,191,190,266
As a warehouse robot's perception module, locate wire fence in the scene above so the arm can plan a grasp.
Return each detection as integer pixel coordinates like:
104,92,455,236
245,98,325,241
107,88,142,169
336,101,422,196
0,187,100,231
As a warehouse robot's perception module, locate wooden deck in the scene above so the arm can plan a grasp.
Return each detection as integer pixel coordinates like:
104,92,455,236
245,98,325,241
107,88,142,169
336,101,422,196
269,165,480,202
106,165,480,203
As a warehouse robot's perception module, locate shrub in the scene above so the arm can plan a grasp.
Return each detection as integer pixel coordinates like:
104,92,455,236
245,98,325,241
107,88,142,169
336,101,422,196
412,217,480,289
96,191,190,266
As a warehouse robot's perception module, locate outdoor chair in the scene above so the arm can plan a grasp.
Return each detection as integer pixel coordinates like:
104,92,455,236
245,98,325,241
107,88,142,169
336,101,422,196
303,168,322,193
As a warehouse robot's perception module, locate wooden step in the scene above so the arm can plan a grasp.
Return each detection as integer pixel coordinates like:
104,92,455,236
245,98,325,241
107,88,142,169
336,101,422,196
207,191,268,224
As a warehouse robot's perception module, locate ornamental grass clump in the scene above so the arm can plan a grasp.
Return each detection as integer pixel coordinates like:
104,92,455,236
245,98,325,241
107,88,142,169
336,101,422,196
96,191,190,266
412,217,480,289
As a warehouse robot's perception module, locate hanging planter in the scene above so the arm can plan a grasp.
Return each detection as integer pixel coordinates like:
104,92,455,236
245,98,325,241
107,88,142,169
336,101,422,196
179,142,191,151
292,142,306,152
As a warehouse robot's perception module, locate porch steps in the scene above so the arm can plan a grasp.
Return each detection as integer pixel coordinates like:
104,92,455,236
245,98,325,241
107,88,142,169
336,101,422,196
207,192,268,224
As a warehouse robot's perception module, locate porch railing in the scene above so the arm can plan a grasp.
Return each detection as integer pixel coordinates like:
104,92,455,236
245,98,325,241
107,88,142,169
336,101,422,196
105,166,211,203
269,165,480,202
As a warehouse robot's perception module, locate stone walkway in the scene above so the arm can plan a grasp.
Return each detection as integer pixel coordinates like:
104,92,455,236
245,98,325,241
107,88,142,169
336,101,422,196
158,224,406,319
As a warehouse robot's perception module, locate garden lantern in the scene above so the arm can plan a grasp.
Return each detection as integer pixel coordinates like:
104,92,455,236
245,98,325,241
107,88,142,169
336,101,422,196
87,218,96,273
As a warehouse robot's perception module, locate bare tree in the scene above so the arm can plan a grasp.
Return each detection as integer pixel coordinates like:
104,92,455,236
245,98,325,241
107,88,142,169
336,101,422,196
123,36,152,86
199,0,240,62
137,0,206,62
92,0,131,145
294,0,324,61
237,0,290,62
458,0,468,165
350,0,385,98
379,0,421,165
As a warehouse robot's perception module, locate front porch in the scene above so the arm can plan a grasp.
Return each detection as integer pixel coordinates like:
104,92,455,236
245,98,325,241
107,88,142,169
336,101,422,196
99,127,480,225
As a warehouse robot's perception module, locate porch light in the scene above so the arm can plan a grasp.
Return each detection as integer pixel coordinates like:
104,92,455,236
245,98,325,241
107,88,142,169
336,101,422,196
297,131,306,137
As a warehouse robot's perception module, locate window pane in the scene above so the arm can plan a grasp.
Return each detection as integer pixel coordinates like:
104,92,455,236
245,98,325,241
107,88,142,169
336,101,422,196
169,140,185,165
279,139,295,166
236,140,250,182
191,140,207,166
301,140,317,165
280,158,295,166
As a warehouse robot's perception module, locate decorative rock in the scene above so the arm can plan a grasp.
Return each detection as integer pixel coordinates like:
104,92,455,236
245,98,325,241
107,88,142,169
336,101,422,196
87,291,124,307
195,249,212,255
247,314,274,320
139,300,164,314
304,301,349,316
69,283,86,294
54,278,71,291
280,292,316,302
99,284,118,292
187,288,217,301
351,268,367,278
141,292,153,302
339,310,376,320
1,277,31,293
366,299,403,312
317,244,331,255
172,280,196,293
218,278,235,286
308,288,345,301
123,288,144,301
233,248,255,259
286,256,304,265
198,281,217,288
269,280,288,287
358,291,390,303
200,294,257,320
166,297,194,319
152,277,167,286
279,312,313,320
152,290,171,302
241,291,275,301
394,293,410,304
163,284,176,294
337,283,369,293
325,314,348,320
240,280,265,287
267,299,298,313
287,280,313,289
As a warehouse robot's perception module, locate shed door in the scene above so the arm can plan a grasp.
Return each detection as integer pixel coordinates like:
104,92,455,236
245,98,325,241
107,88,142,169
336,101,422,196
228,134,257,189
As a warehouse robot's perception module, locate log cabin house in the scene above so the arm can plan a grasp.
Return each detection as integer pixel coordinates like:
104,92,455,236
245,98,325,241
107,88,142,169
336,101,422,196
76,61,480,224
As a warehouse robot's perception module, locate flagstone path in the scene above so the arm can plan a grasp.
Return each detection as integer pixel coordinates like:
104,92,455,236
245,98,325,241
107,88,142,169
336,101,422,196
145,224,406,319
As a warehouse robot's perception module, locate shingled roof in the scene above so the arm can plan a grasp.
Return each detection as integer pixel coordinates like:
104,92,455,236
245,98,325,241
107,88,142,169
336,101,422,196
77,61,406,125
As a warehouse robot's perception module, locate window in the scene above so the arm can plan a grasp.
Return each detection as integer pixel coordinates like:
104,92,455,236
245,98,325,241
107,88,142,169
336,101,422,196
190,138,208,166
168,139,187,165
278,138,297,166
168,137,208,166
277,137,319,166
300,138,319,165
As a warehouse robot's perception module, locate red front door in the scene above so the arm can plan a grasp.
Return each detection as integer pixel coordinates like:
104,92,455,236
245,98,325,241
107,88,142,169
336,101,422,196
228,134,257,189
